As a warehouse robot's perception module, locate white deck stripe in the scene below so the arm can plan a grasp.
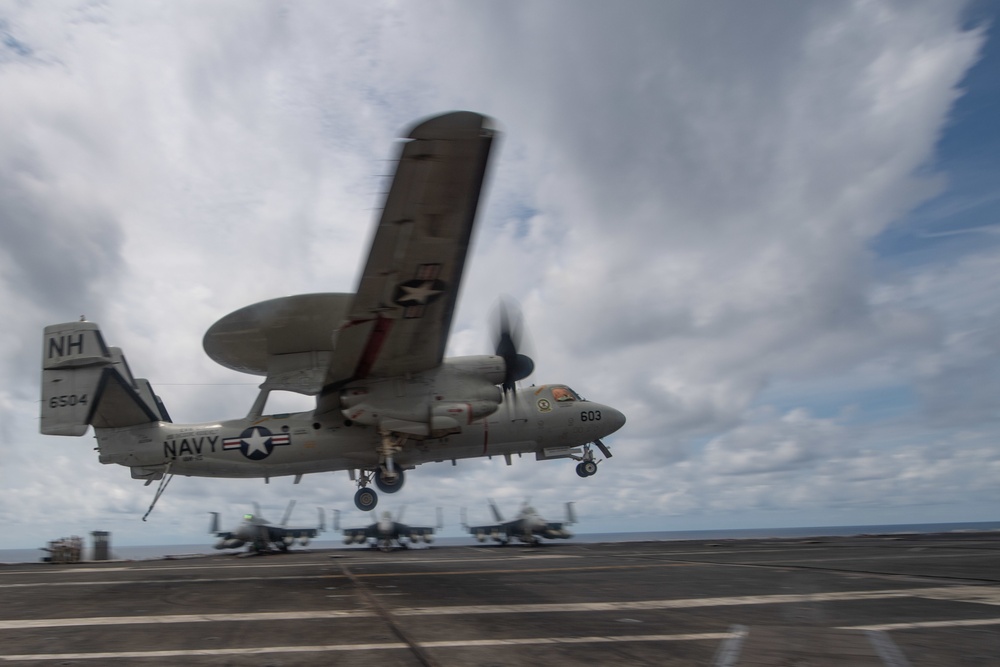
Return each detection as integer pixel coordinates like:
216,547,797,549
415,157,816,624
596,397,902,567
0,632,740,662
0,585,994,631
0,554,581,577
0,609,375,630
846,618,1000,631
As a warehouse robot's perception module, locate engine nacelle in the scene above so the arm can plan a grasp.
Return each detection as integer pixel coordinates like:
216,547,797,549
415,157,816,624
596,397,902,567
284,536,295,545
424,534,434,544
343,535,354,545
340,358,504,433
299,537,310,546
476,532,486,542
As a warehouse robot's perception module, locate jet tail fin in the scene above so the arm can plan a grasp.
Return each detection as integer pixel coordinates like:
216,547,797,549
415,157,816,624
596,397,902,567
565,502,577,525
280,500,296,526
41,322,170,436
209,512,220,534
488,498,504,522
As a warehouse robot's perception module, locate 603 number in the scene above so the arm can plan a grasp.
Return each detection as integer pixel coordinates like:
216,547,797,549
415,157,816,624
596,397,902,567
580,410,602,422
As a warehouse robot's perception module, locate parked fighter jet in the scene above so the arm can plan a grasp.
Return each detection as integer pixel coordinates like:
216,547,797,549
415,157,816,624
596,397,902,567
40,111,626,517
335,507,442,551
463,500,575,545
210,501,324,553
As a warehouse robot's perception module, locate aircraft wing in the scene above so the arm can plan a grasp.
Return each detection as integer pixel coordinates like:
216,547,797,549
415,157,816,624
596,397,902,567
396,524,436,540
466,522,505,536
342,526,376,541
322,111,497,391
271,527,319,539
268,526,321,541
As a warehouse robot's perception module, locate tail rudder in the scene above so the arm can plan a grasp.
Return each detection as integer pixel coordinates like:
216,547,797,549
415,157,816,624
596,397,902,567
565,501,577,525
41,322,169,436
488,498,504,522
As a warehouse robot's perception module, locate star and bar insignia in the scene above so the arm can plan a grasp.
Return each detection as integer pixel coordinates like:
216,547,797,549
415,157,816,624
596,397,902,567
222,426,291,461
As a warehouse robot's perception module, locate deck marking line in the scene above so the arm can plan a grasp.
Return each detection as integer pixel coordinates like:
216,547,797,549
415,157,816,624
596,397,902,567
0,554,583,577
0,574,350,589
0,609,375,630
0,632,741,662
419,632,736,647
845,618,1000,631
866,630,913,667
711,624,748,667
0,586,996,631
0,563,691,589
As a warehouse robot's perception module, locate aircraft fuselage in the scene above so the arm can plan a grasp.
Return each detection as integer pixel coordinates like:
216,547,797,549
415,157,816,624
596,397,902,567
96,387,624,481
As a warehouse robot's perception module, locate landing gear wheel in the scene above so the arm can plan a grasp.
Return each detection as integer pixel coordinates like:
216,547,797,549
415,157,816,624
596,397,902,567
354,487,378,511
374,466,405,493
576,461,598,477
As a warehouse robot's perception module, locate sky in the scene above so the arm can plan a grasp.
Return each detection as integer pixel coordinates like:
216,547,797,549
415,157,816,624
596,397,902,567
2,1,999,549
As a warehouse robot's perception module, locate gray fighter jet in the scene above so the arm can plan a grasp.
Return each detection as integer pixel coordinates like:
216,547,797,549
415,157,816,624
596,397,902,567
463,500,576,545
335,507,442,551
40,112,625,517
210,501,323,553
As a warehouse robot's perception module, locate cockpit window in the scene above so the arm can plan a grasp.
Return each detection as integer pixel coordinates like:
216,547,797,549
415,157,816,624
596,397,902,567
551,386,579,402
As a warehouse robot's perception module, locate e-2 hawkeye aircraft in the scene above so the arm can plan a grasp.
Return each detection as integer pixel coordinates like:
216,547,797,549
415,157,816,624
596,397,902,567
39,111,626,514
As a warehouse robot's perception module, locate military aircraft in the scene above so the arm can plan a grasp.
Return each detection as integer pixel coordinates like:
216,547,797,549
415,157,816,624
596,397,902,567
463,499,575,545
209,501,324,553
335,507,442,551
39,111,626,514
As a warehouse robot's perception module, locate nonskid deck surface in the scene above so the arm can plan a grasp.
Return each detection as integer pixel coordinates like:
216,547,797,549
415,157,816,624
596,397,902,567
1,534,998,665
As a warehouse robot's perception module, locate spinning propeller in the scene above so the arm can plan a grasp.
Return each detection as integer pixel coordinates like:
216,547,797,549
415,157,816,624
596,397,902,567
493,298,535,393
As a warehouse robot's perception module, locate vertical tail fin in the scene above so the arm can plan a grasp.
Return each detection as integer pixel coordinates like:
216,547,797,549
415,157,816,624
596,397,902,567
41,322,169,435
488,498,504,522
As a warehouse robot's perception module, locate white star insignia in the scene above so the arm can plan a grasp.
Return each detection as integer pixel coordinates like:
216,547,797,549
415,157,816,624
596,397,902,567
242,430,271,457
398,281,443,305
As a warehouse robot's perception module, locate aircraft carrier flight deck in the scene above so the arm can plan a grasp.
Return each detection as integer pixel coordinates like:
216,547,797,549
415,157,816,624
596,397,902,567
1,533,998,666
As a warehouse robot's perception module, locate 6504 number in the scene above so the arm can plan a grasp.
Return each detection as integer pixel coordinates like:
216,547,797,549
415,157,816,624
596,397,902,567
49,394,88,409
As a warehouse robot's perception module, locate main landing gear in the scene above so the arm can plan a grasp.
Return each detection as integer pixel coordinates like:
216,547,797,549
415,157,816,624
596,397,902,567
353,430,410,510
352,466,407,511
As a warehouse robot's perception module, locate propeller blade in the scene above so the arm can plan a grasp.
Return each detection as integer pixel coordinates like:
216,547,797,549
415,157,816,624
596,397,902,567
493,297,535,392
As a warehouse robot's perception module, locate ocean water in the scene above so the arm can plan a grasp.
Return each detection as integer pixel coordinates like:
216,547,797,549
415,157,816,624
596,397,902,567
3,521,997,565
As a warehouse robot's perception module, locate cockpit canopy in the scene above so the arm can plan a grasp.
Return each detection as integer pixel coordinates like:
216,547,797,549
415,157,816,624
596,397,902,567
536,385,581,402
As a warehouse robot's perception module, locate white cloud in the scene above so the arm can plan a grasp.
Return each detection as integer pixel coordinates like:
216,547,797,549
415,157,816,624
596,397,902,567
1,1,996,549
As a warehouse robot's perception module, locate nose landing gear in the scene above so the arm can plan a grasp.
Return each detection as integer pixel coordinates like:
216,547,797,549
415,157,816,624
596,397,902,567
573,440,611,477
